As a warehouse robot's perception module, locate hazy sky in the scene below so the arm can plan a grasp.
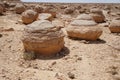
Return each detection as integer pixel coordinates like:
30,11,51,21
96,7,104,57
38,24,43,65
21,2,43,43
21,0,120,3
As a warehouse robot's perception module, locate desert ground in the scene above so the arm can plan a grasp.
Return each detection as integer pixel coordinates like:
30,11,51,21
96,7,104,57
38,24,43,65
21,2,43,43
0,2,120,80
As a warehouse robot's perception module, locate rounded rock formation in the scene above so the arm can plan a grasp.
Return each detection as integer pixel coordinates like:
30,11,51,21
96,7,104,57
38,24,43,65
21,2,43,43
15,3,25,14
90,9,105,23
109,19,120,33
22,20,64,56
34,5,44,13
21,9,38,24
66,14,103,40
64,7,74,14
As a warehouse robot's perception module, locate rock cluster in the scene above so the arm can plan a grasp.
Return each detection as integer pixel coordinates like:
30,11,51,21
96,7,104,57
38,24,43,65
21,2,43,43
22,20,64,56
66,14,103,40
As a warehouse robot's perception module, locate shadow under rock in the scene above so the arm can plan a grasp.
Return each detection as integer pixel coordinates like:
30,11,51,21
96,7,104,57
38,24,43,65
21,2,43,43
35,47,70,60
68,37,106,44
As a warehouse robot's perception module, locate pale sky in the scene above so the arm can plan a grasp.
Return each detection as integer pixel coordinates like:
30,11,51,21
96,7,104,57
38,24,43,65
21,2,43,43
21,0,120,3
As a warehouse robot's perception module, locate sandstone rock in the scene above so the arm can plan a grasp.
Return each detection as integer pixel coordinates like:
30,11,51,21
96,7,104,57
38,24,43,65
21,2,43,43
109,19,120,33
22,20,64,56
64,7,74,14
38,13,53,21
90,9,105,23
34,5,44,13
66,14,103,40
21,9,38,24
15,3,25,14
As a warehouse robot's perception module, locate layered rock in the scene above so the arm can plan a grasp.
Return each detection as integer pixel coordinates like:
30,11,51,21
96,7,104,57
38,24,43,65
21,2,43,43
109,19,120,33
66,14,103,40
90,9,105,23
22,20,64,56
21,9,38,24
15,3,25,14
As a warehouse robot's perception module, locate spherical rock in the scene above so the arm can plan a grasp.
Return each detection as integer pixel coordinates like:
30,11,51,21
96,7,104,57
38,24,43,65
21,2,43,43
15,3,25,14
66,14,103,40
21,9,38,24
38,13,53,21
90,9,105,23
34,5,44,13
22,20,64,56
109,19,120,33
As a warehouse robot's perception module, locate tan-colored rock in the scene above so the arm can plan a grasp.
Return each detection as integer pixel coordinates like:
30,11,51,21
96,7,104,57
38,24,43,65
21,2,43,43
34,5,44,13
90,9,105,23
75,13,93,20
64,7,74,14
22,20,64,56
109,19,120,33
44,7,56,18
38,13,53,21
15,3,25,14
66,14,103,40
21,9,38,24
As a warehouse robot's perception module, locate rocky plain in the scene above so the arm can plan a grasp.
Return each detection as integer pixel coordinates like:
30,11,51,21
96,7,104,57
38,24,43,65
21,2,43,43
0,1,120,80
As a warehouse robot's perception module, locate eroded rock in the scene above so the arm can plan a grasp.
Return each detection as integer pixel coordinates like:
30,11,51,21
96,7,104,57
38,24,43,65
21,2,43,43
109,19,120,33
21,9,38,24
22,20,64,56
15,3,25,14
66,14,103,40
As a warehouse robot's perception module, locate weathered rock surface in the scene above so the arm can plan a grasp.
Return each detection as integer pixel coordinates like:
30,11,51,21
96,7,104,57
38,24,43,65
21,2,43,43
38,13,53,21
21,9,38,24
0,5,4,14
22,20,64,55
15,3,25,14
90,9,105,23
109,19,120,33
64,7,74,14
66,14,103,40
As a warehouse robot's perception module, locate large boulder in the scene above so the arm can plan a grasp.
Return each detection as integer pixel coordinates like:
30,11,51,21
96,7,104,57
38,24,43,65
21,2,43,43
109,19,120,33
66,14,103,40
21,9,38,24
15,3,25,14
44,7,56,18
22,20,64,56
38,13,53,21
90,9,105,23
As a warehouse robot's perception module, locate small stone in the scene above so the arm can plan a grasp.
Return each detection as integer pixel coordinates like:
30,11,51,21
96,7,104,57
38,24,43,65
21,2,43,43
67,72,75,79
23,51,36,60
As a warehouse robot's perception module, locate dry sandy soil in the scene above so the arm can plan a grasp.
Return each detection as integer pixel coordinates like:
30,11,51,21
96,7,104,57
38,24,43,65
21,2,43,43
0,3,120,80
